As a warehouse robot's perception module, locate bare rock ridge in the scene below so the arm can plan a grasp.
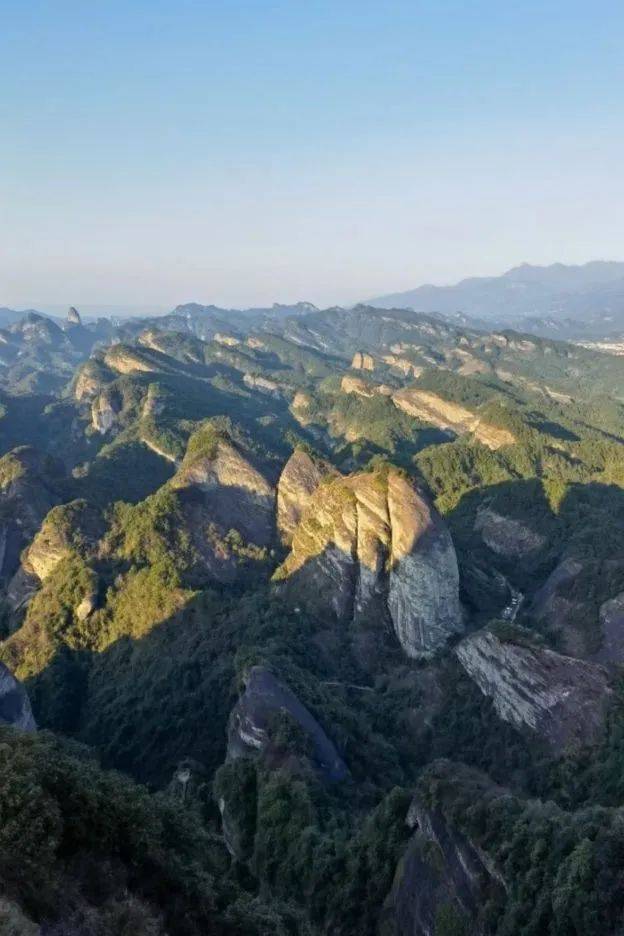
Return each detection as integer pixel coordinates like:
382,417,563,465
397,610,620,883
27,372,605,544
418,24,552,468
381,796,501,936
171,427,274,549
0,662,36,731
276,467,463,659
392,388,516,450
227,665,347,781
67,306,82,326
351,350,375,370
276,449,339,545
455,629,612,751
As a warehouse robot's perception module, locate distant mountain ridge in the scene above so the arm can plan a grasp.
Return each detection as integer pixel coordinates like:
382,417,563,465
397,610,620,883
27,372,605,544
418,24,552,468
366,261,624,339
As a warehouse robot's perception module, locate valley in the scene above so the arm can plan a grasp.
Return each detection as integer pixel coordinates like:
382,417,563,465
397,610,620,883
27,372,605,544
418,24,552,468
1,293,624,934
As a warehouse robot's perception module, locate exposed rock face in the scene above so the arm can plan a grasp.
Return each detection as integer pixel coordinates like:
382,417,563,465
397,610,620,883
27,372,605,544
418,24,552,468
531,557,624,663
392,389,515,450
91,388,120,433
596,593,624,665
0,447,60,584
21,500,103,583
381,797,501,936
242,373,281,396
103,344,158,375
276,468,463,659
351,350,375,370
474,507,545,558
382,354,423,378
214,332,241,347
73,358,114,401
227,665,347,781
0,662,36,731
341,375,393,398
67,306,82,325
172,432,275,548
276,450,338,545
455,630,612,751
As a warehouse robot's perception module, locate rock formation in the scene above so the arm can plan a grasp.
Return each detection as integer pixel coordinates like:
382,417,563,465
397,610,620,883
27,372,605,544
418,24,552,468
0,662,36,731
276,467,463,659
474,507,545,558
0,448,60,585
381,795,501,936
67,306,82,326
351,350,375,371
227,665,347,781
455,629,612,751
276,449,338,545
392,389,515,450
171,428,274,549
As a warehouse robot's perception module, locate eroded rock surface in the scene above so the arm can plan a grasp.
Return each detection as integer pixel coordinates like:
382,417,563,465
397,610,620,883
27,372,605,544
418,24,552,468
393,389,515,450
227,665,347,781
381,796,501,936
0,662,36,731
276,468,463,659
455,629,612,751
276,449,338,545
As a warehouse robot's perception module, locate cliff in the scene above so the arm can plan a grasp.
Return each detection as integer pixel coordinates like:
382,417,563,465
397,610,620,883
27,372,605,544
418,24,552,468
276,467,463,659
455,629,612,751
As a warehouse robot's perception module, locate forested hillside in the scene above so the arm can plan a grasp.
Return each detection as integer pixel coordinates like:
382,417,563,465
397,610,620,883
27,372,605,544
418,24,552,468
1,302,624,934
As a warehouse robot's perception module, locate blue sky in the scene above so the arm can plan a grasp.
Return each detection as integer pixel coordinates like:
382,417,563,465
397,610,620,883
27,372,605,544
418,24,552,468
1,1,623,310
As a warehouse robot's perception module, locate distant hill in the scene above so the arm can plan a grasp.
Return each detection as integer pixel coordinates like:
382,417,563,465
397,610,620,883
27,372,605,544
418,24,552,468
367,261,624,339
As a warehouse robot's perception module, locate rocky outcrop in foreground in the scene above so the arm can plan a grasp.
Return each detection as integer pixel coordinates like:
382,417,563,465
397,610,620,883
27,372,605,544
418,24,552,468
455,629,612,751
381,796,501,936
276,468,463,659
227,665,347,781
0,663,35,731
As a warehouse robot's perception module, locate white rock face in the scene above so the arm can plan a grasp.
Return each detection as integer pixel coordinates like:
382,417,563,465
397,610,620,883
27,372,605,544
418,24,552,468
455,630,612,751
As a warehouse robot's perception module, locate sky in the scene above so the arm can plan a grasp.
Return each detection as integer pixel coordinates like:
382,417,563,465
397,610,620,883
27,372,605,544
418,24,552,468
1,0,623,312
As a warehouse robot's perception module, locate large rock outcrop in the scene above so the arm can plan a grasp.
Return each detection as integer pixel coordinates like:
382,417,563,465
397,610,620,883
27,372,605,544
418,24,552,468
276,468,463,659
171,425,274,548
474,506,546,559
392,389,515,450
0,448,60,585
381,796,502,936
0,662,36,731
276,449,338,545
227,665,347,781
455,629,612,751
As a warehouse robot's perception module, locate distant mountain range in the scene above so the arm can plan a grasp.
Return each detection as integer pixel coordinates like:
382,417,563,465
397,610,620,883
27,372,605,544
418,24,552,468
366,261,624,339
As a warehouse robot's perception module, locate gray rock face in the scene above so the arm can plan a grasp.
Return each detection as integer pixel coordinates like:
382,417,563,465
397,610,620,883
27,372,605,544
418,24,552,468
277,468,463,660
455,630,612,751
276,449,338,545
381,797,501,936
67,306,82,325
596,592,624,665
227,665,347,782
474,507,545,558
0,662,36,731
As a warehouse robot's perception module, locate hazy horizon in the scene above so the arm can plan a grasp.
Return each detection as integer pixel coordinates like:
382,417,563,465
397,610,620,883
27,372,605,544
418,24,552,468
2,1,623,309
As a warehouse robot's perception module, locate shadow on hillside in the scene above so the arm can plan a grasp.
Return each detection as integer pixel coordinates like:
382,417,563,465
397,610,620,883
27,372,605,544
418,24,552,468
446,476,624,611
18,476,624,791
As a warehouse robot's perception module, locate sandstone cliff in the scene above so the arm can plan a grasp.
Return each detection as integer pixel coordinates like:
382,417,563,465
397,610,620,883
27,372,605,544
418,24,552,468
455,629,612,751
276,467,463,659
276,449,338,545
393,388,515,450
